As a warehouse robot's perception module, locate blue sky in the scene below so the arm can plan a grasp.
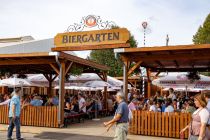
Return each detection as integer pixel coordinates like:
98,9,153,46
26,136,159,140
0,0,209,58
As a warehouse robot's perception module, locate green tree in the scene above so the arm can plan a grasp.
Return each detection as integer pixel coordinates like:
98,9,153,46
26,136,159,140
193,13,210,76
193,13,210,44
89,27,138,77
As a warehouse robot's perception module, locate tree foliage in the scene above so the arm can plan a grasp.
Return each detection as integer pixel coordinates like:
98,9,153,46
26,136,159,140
193,13,210,44
89,26,138,77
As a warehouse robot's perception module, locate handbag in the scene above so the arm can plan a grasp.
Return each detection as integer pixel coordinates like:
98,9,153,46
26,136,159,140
189,135,199,140
189,121,199,140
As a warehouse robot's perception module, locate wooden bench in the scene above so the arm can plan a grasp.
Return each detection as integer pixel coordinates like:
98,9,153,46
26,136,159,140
64,113,85,127
87,109,108,119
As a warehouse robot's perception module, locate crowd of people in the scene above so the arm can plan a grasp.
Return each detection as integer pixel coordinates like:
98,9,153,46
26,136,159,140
1,87,210,139
0,89,108,117
126,88,210,115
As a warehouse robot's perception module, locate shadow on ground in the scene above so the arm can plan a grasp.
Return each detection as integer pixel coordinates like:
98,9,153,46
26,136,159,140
34,132,113,140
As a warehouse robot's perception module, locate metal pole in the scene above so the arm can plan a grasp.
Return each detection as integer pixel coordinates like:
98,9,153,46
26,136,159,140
58,66,62,125
166,34,169,46
144,29,146,46
142,77,145,95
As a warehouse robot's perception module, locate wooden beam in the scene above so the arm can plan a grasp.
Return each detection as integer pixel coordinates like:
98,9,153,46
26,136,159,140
50,64,60,75
128,61,142,76
0,52,50,58
174,60,179,68
118,44,210,53
52,74,58,81
59,52,109,71
155,60,164,68
52,43,130,51
146,68,151,83
130,53,210,61
43,74,50,81
155,71,161,77
65,62,73,75
150,67,210,72
0,59,55,65
146,68,152,98
97,73,105,81
120,55,129,66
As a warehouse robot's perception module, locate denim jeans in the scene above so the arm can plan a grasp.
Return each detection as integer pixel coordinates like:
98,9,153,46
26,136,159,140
7,117,21,139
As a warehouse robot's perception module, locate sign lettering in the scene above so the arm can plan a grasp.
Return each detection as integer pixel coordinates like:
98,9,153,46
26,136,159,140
54,28,130,48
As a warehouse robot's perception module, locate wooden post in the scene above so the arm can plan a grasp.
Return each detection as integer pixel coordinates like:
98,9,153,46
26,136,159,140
48,74,52,97
43,74,58,97
123,62,128,101
146,68,151,98
97,72,108,110
160,87,163,96
134,81,137,88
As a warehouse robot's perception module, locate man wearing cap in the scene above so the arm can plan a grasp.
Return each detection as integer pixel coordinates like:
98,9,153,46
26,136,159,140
104,92,129,140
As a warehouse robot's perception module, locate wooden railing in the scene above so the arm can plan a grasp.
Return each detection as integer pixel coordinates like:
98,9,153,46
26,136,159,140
130,111,191,139
0,105,59,128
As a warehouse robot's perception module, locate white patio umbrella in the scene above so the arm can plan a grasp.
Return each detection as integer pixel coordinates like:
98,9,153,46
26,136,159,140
69,73,131,87
54,85,96,91
27,74,58,87
101,87,116,92
0,77,42,97
82,80,112,88
152,73,210,95
0,77,37,87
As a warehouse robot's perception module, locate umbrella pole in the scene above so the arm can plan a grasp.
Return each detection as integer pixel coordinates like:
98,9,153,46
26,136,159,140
185,85,188,97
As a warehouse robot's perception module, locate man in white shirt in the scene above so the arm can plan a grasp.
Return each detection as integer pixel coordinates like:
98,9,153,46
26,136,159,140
78,93,86,113
203,91,210,112
148,100,157,112
0,94,10,106
203,91,210,125
164,99,174,113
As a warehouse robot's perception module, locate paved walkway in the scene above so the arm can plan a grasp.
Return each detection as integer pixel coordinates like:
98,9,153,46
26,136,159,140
0,117,177,140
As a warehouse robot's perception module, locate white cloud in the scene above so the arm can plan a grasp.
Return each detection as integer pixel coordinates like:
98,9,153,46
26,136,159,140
0,0,209,58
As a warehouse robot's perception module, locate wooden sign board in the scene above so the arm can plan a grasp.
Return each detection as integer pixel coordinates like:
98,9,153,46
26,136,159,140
53,28,130,51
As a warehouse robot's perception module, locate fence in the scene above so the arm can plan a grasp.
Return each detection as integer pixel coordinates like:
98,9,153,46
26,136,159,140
130,111,191,139
0,105,58,128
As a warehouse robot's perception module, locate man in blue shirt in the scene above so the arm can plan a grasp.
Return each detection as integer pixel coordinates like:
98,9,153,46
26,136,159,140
7,88,24,140
30,96,43,106
104,92,129,140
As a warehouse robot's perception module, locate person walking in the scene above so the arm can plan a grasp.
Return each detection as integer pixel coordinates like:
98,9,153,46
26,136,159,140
104,92,129,140
7,88,24,140
180,94,210,140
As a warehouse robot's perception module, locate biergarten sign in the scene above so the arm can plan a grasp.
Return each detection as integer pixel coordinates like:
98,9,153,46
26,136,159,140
53,15,130,51
54,28,129,47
